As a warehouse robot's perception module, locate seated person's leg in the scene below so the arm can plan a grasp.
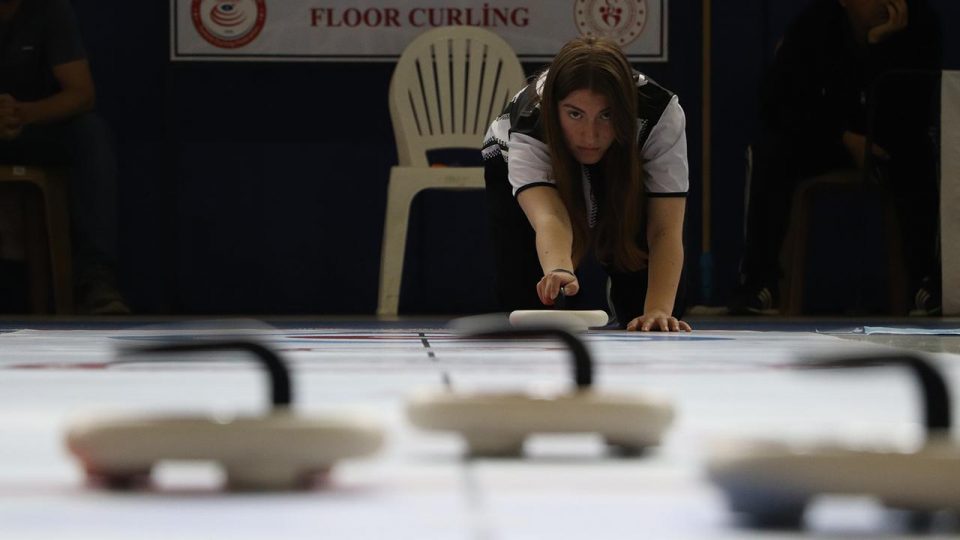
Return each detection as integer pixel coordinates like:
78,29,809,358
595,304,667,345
0,121,73,166
484,157,542,311
63,113,127,314
885,143,940,315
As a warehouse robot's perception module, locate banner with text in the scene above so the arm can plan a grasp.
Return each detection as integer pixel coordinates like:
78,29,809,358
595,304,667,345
171,0,667,62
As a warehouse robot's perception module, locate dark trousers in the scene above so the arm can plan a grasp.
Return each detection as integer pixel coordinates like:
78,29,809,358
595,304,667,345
483,156,686,327
740,128,939,289
0,112,119,284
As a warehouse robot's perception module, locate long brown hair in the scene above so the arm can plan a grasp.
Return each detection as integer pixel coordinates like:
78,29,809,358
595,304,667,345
540,37,646,272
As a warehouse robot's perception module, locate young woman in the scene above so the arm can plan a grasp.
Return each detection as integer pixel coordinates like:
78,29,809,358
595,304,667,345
482,37,691,332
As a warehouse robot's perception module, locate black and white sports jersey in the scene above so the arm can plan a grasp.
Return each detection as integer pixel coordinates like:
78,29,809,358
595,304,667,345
482,70,689,206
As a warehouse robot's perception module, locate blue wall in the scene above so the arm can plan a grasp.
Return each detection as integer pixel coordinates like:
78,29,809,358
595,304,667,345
72,0,958,315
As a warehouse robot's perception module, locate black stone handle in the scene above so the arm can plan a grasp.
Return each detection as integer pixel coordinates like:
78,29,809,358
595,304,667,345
466,327,593,389
801,354,951,437
120,341,292,407
553,288,568,310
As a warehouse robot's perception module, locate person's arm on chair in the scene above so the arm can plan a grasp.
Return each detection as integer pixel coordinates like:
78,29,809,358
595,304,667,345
7,59,95,132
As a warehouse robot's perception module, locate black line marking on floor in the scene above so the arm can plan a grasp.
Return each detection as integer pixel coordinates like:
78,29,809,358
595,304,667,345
419,332,452,389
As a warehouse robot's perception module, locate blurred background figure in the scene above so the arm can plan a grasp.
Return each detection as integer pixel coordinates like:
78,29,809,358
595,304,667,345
0,0,128,314
729,0,942,315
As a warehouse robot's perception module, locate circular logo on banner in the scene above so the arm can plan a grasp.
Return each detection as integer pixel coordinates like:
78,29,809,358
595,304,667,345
191,0,266,49
574,0,647,47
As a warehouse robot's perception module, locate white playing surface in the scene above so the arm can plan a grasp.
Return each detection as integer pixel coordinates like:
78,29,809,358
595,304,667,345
2,322,959,539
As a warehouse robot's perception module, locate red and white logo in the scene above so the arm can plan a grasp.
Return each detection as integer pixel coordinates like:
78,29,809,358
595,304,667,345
192,0,266,49
574,0,647,47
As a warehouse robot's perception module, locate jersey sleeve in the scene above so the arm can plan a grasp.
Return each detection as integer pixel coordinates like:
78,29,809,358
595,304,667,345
507,131,555,196
484,75,558,197
641,95,689,197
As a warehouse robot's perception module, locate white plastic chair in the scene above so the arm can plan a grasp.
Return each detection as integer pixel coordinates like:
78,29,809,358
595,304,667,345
377,26,525,315
0,165,74,314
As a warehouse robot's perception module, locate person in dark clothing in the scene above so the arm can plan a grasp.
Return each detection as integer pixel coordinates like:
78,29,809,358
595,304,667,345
730,0,943,315
0,0,128,314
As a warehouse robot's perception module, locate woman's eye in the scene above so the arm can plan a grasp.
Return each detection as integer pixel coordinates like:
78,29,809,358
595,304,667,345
567,111,582,120
599,111,612,121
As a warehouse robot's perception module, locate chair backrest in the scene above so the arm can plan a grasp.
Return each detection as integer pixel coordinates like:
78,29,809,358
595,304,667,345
389,26,526,167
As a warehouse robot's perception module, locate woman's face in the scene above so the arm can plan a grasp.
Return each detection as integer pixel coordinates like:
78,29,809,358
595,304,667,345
558,89,616,165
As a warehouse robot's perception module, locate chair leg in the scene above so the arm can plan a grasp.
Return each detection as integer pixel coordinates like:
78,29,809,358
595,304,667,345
882,194,907,315
20,187,51,313
783,189,812,316
43,173,74,314
377,171,422,316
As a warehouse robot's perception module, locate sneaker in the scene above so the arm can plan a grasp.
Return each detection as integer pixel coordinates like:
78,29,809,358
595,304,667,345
909,277,941,317
728,283,780,315
78,280,131,315
74,263,131,315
